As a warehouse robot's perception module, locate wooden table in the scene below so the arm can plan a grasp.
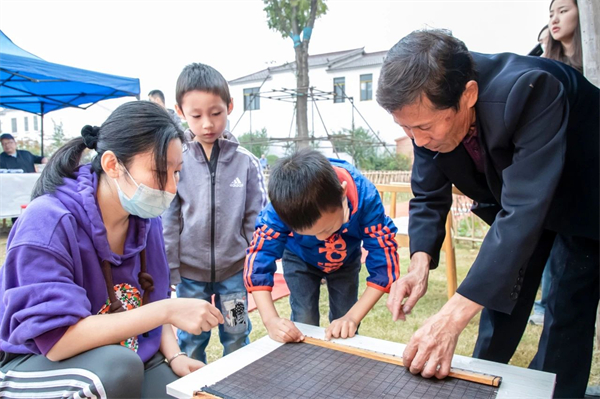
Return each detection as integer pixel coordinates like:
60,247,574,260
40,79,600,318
167,323,555,398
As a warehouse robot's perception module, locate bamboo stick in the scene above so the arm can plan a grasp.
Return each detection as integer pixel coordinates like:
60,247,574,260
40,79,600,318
192,391,221,398
191,337,502,398
302,336,502,388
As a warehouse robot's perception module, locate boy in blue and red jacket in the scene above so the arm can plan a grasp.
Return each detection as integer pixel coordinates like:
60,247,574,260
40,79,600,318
244,149,399,342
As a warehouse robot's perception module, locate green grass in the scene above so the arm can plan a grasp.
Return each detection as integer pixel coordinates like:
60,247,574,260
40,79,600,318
0,233,597,385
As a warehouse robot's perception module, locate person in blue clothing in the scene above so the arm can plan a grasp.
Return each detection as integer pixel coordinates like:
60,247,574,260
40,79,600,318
259,154,268,171
245,149,399,342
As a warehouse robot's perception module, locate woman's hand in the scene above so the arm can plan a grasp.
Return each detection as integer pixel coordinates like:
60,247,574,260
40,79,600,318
169,354,205,377
167,298,224,335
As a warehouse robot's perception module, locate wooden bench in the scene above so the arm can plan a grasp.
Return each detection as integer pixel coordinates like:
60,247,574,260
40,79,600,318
376,183,459,299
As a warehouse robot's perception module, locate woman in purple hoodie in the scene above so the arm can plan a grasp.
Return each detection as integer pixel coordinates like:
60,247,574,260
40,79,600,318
0,101,224,398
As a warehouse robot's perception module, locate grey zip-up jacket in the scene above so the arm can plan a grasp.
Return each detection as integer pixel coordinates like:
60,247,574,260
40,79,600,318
162,131,267,284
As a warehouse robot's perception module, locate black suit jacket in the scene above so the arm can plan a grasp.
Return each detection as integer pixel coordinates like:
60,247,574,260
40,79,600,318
409,52,599,314
0,150,43,173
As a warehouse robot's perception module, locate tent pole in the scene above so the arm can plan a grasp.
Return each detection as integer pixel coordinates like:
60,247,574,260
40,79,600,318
40,104,44,158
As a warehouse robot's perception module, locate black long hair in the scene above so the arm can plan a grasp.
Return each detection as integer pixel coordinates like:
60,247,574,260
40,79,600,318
32,101,185,200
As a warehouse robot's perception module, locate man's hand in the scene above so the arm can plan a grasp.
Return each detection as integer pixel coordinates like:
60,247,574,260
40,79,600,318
402,293,483,379
264,317,304,343
325,315,358,340
387,252,430,321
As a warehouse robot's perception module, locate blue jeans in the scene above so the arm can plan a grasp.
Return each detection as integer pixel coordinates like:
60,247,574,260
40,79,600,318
532,261,552,316
176,270,252,364
282,249,361,326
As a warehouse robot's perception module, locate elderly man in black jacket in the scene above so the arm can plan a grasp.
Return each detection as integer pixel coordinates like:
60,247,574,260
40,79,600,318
377,29,598,398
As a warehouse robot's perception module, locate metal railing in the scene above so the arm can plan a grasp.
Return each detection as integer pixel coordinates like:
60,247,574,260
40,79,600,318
262,169,411,185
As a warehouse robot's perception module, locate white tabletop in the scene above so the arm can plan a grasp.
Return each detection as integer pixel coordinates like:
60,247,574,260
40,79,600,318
0,173,40,218
167,323,555,398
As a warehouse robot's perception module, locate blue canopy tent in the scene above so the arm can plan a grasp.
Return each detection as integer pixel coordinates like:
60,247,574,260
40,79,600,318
0,30,140,156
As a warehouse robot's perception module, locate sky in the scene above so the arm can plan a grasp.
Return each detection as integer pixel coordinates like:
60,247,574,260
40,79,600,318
0,0,551,138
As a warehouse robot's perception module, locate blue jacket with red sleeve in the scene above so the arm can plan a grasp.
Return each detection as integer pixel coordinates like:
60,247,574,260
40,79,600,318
244,159,399,293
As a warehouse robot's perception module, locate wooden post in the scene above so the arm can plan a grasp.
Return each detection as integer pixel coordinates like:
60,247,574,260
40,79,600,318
579,0,599,86
442,212,457,299
390,192,397,218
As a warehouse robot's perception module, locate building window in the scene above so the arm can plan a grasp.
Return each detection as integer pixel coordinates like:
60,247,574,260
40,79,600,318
333,77,345,103
24,117,29,131
11,118,17,133
360,74,373,101
33,116,39,131
244,87,260,111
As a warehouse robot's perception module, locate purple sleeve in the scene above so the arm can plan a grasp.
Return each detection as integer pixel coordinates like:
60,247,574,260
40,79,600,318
0,244,91,354
34,326,70,355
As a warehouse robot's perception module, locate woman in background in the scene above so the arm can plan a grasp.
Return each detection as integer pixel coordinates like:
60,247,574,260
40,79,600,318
545,0,583,73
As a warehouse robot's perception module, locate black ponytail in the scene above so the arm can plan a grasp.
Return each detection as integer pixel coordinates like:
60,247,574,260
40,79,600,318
32,101,185,200
32,138,87,199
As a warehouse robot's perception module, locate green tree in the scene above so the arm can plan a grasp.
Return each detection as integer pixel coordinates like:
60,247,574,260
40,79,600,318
282,140,295,156
266,154,279,166
48,119,68,156
15,138,41,155
331,126,411,171
238,128,270,158
330,126,378,169
263,0,328,150
364,153,411,171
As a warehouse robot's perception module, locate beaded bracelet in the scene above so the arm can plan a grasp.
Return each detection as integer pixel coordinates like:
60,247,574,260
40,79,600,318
166,351,187,365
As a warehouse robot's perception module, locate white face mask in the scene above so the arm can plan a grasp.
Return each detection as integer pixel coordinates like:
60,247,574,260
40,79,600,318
114,167,176,219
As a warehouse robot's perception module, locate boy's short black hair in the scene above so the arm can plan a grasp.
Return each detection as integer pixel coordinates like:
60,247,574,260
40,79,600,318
148,89,165,104
269,149,344,231
175,63,231,108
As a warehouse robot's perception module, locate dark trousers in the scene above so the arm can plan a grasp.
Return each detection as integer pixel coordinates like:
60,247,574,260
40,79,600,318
473,231,599,398
282,249,361,326
0,345,177,398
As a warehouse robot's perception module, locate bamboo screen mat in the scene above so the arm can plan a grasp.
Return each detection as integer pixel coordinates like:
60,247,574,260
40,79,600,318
199,342,498,399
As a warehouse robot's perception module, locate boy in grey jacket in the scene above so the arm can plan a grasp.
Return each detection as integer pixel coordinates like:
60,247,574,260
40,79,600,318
163,63,267,364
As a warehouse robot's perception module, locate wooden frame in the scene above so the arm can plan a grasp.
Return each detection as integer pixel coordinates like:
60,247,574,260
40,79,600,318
191,336,502,398
376,183,459,299
170,323,555,399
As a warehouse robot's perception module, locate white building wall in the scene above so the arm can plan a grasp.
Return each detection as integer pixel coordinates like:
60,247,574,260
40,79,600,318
0,109,42,142
228,62,404,158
